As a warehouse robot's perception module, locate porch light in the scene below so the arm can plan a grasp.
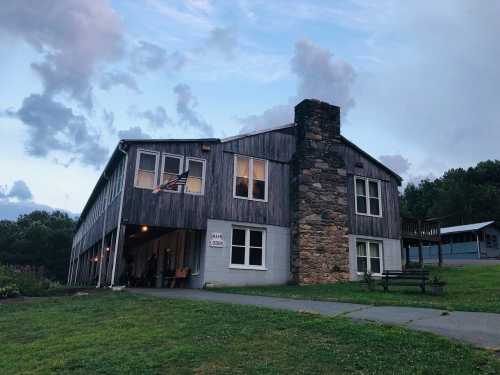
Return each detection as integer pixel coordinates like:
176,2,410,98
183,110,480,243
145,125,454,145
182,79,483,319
106,247,110,252
93,257,99,262
141,225,149,232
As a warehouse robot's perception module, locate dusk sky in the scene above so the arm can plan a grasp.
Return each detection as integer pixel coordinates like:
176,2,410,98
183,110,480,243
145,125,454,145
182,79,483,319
1,0,499,218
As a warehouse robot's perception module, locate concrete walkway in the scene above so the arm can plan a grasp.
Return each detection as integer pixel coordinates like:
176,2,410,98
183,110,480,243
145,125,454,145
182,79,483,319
129,288,500,350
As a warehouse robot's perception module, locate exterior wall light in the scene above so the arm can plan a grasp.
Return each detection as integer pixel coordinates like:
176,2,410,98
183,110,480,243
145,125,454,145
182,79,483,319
141,225,149,232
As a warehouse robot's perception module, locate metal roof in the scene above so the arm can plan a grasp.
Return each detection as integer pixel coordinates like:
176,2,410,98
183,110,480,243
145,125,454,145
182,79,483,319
221,123,295,143
440,221,496,235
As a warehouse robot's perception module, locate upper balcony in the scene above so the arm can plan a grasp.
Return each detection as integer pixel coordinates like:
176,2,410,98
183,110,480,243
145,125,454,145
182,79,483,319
401,218,441,243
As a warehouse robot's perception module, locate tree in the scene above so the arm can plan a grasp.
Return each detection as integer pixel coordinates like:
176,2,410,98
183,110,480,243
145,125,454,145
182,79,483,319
0,211,76,282
401,160,500,226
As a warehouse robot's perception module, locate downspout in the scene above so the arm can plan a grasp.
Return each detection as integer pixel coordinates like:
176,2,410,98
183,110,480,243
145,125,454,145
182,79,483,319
97,173,110,288
110,142,128,287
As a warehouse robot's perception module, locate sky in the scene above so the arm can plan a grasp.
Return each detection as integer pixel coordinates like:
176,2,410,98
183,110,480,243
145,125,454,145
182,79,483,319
1,0,499,218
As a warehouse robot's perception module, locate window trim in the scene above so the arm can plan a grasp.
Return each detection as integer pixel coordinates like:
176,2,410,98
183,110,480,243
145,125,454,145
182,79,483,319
229,226,267,270
356,239,383,276
134,149,160,190
354,176,382,217
160,153,184,194
184,157,206,196
233,154,269,202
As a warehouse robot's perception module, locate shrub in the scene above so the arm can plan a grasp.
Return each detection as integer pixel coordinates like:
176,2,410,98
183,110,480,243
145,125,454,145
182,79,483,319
0,265,20,298
363,271,376,291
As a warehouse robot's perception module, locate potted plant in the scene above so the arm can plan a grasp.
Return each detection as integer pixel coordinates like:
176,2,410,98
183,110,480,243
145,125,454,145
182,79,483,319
430,276,446,296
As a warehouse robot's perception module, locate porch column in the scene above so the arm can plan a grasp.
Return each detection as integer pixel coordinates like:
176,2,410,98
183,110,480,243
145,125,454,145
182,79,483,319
437,241,443,267
418,240,423,267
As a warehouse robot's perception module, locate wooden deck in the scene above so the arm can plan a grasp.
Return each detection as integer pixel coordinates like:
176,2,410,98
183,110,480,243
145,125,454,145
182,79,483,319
402,219,441,243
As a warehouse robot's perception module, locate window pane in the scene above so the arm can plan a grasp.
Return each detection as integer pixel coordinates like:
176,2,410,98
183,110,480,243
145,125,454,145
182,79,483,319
368,181,378,198
356,242,366,257
369,243,380,258
357,196,367,213
137,170,155,188
231,246,245,265
232,229,245,246
139,153,156,171
163,157,180,174
250,230,262,247
188,160,203,178
357,257,367,273
253,159,266,181
249,247,262,266
236,177,249,197
236,157,249,178
356,179,366,196
253,180,265,200
370,258,381,274
186,177,202,193
369,198,380,215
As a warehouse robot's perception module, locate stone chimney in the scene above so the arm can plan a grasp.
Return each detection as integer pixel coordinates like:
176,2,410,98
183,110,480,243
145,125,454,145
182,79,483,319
290,99,350,284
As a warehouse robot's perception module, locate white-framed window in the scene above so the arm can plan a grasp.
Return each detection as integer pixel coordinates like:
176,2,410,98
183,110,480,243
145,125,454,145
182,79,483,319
161,154,184,193
134,150,159,189
233,155,268,201
230,227,266,270
355,176,382,217
185,157,206,195
356,240,383,275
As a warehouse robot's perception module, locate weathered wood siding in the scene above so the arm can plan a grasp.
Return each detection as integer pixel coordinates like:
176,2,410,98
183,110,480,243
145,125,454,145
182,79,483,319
122,129,296,230
335,141,401,239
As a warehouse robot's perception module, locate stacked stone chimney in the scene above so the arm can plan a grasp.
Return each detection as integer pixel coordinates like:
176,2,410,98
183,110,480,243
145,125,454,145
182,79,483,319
291,99,350,284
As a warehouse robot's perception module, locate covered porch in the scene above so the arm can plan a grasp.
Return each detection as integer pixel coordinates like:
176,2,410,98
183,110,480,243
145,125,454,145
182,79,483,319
117,225,204,289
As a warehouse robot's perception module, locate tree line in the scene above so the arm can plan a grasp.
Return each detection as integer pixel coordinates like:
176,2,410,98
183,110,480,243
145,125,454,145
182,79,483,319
401,160,500,226
0,211,76,282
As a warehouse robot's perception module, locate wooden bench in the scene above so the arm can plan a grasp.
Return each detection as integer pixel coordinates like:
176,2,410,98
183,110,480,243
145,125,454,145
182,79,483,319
381,269,429,293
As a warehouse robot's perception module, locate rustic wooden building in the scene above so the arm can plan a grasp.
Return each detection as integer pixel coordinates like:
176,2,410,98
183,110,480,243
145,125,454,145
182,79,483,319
67,99,402,288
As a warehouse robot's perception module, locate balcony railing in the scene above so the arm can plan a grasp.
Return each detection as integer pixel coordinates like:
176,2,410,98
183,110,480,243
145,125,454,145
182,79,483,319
401,219,441,242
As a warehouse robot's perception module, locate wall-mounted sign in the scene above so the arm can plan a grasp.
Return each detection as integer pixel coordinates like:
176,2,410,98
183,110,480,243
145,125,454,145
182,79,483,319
209,232,224,247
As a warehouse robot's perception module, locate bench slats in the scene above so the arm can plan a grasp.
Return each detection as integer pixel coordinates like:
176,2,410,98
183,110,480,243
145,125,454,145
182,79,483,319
381,269,429,293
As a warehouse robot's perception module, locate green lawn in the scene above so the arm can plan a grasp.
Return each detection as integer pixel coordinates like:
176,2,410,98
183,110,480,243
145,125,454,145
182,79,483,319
218,265,500,313
1,292,499,374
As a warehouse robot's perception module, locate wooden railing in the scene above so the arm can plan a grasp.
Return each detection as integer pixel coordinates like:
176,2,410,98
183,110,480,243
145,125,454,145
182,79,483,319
401,219,441,242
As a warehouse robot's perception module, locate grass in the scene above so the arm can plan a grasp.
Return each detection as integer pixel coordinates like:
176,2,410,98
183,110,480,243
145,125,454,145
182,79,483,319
0,292,499,374
218,265,500,313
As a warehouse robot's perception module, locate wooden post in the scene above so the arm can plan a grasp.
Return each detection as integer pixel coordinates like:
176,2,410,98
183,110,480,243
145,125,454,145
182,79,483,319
417,220,423,268
437,241,443,267
405,244,410,268
418,240,423,268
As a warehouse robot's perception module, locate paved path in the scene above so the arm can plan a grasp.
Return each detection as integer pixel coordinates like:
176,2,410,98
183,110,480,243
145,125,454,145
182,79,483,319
129,288,500,350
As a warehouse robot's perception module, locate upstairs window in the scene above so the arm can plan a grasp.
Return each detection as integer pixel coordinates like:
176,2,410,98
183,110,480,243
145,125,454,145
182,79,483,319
161,154,183,192
185,158,206,195
234,155,268,201
134,150,159,189
355,177,382,217
230,227,265,269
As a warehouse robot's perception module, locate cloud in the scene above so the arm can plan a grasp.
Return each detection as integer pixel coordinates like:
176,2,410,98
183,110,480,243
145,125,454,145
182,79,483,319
238,105,294,134
0,1,124,110
7,180,33,201
379,154,411,175
99,71,141,93
130,41,187,74
173,84,214,136
206,27,238,59
0,200,78,221
239,39,356,132
118,126,151,140
291,39,355,113
350,1,500,174
102,110,116,133
9,94,108,169
129,106,172,129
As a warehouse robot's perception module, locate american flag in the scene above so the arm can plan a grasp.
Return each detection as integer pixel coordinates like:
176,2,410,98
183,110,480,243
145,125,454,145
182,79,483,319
153,170,189,193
